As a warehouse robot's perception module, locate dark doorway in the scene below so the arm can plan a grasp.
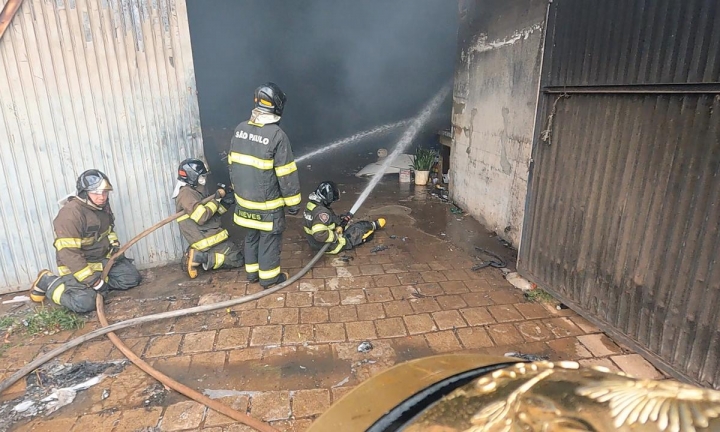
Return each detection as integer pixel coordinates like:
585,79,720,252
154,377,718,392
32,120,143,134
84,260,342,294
186,0,459,186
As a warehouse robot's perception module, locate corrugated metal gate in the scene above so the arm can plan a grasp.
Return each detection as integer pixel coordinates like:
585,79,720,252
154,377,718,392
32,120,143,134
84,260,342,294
519,0,720,387
0,0,203,293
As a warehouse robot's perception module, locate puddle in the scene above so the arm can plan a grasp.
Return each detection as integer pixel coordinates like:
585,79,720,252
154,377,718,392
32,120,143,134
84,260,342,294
393,341,436,364
154,346,354,393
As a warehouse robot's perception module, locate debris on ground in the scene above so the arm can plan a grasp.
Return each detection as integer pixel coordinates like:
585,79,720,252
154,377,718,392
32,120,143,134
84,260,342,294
556,303,570,310
389,235,398,239
497,236,513,249
504,352,549,362
471,247,507,271
429,191,449,202
370,245,389,253
0,360,127,430
505,272,535,291
357,341,373,353
450,206,463,215
2,296,30,305
338,255,353,263
142,383,168,407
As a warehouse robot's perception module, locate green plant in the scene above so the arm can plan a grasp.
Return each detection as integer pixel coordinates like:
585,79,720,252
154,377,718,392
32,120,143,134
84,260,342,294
410,147,437,171
23,307,85,335
0,316,15,330
524,289,556,303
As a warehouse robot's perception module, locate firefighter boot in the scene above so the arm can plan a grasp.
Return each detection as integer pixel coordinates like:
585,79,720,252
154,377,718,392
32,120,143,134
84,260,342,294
372,218,386,231
361,218,386,242
30,270,60,302
262,272,289,289
184,249,209,279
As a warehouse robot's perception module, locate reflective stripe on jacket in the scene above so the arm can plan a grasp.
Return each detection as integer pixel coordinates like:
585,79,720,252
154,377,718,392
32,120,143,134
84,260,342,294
303,201,346,253
175,185,230,251
53,197,116,284
228,121,301,218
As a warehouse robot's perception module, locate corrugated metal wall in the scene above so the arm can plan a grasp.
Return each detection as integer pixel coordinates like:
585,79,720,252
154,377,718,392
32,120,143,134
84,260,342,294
0,0,202,294
520,0,720,388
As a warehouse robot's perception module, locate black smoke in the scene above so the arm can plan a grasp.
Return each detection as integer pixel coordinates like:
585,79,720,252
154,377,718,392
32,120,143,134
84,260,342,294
186,0,458,165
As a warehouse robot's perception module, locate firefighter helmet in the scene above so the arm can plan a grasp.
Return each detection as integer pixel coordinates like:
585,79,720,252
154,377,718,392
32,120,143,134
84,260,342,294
314,181,340,207
254,82,287,116
178,158,208,187
76,169,113,198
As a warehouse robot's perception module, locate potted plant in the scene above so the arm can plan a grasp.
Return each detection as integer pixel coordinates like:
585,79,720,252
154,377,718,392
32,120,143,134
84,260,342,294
410,147,437,185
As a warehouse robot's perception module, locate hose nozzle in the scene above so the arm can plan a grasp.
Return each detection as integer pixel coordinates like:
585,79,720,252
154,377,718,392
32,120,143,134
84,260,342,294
340,212,354,228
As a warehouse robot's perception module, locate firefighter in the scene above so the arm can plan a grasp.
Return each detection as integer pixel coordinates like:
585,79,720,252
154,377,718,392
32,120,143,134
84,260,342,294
229,82,301,288
29,170,142,313
303,181,386,254
173,158,244,278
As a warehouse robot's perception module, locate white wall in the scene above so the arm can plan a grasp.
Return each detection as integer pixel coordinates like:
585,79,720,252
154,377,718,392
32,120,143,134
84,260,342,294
450,0,547,247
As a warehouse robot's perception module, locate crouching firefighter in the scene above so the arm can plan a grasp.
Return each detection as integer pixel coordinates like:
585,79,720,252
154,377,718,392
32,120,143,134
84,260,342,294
303,181,386,254
229,82,302,288
29,170,142,313
174,158,244,278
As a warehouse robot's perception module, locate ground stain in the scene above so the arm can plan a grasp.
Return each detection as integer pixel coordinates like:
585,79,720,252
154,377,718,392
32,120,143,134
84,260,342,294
154,346,353,393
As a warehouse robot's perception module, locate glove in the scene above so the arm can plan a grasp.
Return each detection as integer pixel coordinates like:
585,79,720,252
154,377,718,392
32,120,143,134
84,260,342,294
109,239,121,256
214,188,226,201
335,226,344,235
217,183,234,196
340,213,352,227
287,206,300,216
221,194,235,206
86,276,106,292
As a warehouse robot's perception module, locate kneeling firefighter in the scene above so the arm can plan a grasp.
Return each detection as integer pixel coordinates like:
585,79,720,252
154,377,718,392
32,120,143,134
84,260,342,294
30,170,142,313
174,158,244,279
303,181,385,254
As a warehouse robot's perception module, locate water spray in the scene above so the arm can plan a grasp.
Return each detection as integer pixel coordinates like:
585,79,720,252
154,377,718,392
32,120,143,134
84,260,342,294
349,84,451,215
296,119,411,163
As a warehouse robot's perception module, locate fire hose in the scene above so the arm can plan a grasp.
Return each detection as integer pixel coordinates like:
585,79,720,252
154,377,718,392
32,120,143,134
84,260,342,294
0,195,330,432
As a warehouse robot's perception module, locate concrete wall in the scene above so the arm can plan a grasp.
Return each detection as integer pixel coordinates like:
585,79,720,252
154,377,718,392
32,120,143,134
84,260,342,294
450,0,547,247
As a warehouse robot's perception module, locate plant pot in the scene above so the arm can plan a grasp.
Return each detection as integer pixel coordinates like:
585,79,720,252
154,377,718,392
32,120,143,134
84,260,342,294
414,170,430,185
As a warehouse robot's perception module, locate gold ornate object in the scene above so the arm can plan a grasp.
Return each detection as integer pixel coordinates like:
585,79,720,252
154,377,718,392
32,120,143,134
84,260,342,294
404,361,720,432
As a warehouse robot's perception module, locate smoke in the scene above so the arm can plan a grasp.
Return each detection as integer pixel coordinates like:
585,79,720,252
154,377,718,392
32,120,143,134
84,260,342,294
186,0,458,154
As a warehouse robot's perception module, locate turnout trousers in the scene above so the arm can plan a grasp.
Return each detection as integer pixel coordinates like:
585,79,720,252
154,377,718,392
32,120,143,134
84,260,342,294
46,256,141,313
239,211,286,287
203,240,245,270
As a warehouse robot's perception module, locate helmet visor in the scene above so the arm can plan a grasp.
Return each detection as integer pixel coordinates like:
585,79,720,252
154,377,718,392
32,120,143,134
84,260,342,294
87,175,113,193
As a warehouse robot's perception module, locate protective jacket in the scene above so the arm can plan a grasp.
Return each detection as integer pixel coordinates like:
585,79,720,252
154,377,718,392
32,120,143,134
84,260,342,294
52,197,118,285
303,199,347,254
229,120,301,232
175,185,230,251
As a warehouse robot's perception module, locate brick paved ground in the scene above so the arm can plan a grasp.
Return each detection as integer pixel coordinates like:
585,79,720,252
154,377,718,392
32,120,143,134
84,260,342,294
1,204,663,432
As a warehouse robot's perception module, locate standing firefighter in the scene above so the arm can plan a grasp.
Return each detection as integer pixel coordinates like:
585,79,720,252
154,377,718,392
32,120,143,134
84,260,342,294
29,170,142,313
304,181,386,254
174,158,244,278
229,82,301,288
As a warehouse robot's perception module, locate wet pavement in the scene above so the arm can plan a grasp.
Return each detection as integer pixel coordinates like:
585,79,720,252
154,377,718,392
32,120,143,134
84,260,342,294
0,149,662,431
